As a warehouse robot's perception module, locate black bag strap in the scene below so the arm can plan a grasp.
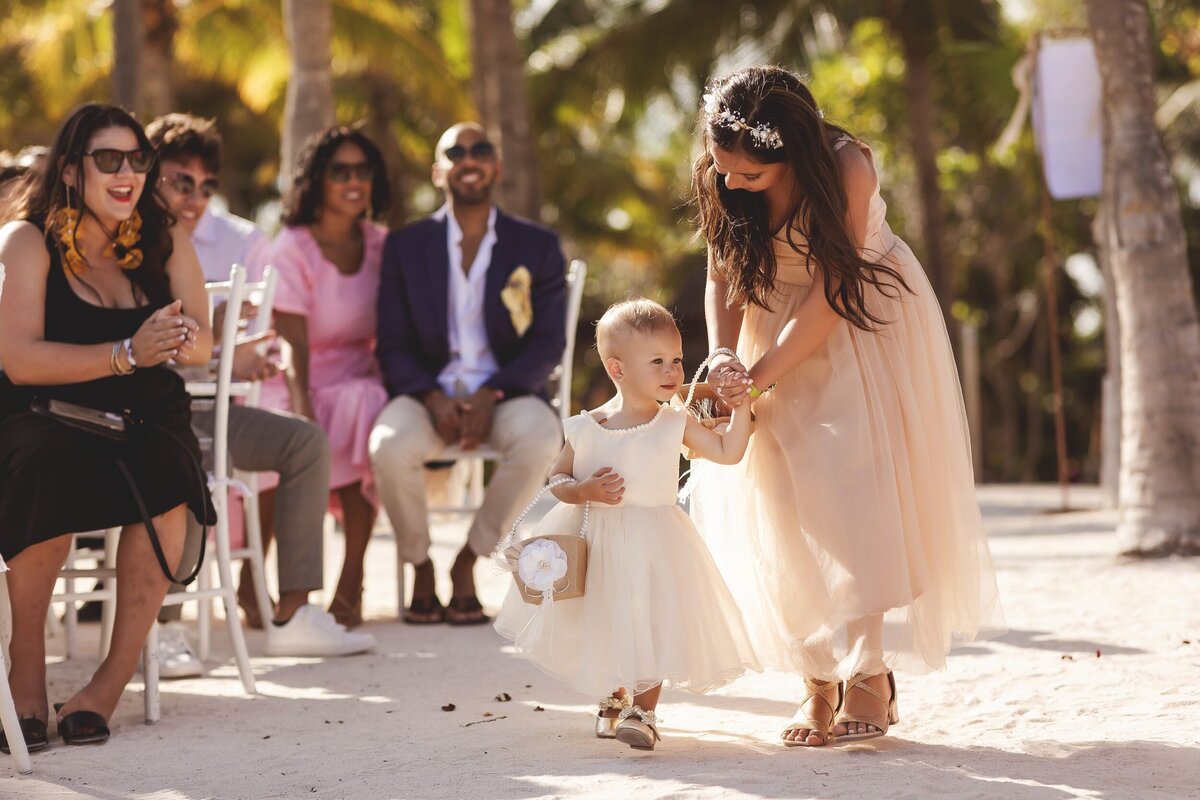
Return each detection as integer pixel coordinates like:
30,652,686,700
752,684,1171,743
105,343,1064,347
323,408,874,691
114,420,211,586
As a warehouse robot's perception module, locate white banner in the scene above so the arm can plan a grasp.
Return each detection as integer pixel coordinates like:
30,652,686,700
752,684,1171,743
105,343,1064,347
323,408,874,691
1033,37,1103,200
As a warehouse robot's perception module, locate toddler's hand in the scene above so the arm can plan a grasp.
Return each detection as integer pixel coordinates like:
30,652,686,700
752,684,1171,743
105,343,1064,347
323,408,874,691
712,361,751,407
576,467,625,505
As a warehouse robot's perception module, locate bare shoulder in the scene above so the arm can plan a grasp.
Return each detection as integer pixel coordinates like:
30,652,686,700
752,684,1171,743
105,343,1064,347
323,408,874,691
0,220,50,273
166,223,201,268
168,221,194,252
836,140,877,203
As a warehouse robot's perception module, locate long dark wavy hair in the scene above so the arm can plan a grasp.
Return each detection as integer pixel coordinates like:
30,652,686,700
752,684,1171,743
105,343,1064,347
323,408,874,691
280,126,390,226
16,103,174,306
693,66,908,330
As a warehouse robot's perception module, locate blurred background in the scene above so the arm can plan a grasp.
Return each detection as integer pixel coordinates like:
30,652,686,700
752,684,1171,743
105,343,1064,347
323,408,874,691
0,0,1197,486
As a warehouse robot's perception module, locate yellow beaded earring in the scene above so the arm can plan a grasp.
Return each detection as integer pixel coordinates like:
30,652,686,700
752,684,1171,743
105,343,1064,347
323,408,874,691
103,209,144,271
50,204,88,277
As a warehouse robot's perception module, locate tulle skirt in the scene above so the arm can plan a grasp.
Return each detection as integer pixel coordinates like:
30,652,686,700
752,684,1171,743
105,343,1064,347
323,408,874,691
690,238,1004,680
495,502,760,697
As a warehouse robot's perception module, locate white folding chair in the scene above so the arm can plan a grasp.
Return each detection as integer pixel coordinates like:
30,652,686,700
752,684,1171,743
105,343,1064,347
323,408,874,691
142,265,260,720
189,266,279,656
54,528,119,660
0,564,34,774
400,260,587,612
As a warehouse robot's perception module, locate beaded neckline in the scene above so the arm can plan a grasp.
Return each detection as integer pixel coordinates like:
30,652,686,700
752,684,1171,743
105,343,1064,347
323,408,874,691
582,404,667,434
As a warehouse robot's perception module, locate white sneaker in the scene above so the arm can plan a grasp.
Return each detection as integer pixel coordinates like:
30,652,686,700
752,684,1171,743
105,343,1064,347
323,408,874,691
262,604,376,657
157,623,204,679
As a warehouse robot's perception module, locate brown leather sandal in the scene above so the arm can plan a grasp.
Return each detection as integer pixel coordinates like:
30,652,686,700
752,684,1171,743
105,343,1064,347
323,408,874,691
402,595,445,625
445,595,491,626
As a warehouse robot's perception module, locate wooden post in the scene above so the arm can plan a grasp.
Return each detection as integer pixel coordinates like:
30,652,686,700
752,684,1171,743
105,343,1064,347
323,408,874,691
1041,181,1071,511
961,319,984,477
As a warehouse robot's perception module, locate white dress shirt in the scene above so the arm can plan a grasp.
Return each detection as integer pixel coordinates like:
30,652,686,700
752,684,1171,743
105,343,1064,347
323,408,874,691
191,203,271,283
437,205,500,396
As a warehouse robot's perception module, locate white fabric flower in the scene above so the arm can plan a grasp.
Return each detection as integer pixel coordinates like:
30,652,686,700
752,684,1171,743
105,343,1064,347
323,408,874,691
518,539,569,594
702,93,720,115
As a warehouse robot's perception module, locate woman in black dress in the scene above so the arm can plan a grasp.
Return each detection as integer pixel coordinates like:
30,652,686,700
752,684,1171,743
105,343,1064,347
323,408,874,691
0,104,214,751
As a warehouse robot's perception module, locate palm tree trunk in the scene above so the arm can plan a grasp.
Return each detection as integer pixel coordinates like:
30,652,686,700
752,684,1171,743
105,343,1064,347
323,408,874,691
899,36,953,335
112,0,142,111
363,72,408,228
468,0,541,220
140,0,177,117
281,0,335,192
1086,0,1200,555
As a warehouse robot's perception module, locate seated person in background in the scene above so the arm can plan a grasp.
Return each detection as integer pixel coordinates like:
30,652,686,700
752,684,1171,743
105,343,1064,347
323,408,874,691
370,122,566,626
147,112,373,669
257,126,392,629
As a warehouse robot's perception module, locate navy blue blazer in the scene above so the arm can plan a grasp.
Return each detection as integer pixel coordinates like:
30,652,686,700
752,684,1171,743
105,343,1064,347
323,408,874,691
376,208,567,400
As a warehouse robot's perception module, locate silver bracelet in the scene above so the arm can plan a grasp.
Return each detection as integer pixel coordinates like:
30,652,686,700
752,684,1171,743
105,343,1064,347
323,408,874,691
709,347,741,364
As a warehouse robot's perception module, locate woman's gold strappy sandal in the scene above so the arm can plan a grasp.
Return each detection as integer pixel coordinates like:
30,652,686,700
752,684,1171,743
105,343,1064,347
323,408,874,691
595,695,630,739
614,705,661,751
833,670,899,743
782,678,844,747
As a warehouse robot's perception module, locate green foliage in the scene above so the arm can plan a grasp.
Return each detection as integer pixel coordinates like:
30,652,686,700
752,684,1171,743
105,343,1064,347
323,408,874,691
1,0,1196,482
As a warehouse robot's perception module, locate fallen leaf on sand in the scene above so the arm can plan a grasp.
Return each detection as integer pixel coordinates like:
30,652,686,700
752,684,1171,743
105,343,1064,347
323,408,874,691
442,704,456,712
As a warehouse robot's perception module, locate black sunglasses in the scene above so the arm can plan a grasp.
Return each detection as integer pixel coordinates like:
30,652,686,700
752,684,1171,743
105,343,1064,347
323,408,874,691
327,162,374,183
85,148,155,174
443,141,495,163
164,172,220,199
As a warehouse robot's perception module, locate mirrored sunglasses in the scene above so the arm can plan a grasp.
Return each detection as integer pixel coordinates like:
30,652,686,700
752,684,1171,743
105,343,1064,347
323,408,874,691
85,148,155,174
327,162,374,183
443,141,495,163
165,172,220,199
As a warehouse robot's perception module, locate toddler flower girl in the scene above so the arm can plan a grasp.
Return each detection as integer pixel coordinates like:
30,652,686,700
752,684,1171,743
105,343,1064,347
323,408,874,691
494,298,759,750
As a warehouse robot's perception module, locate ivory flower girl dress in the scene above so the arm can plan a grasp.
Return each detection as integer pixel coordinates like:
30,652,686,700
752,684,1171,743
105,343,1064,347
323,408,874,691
494,404,759,698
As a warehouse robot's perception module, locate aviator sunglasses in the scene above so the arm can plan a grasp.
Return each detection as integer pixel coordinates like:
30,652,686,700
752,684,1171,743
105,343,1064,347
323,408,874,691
164,172,220,199
443,141,495,163
327,162,375,183
84,148,156,174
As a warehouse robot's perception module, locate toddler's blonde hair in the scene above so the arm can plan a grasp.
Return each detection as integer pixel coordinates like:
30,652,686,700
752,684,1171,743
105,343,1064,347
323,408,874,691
595,298,680,360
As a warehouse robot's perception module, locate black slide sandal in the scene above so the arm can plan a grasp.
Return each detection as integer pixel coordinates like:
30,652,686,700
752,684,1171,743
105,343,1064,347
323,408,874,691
0,717,49,754
54,703,110,746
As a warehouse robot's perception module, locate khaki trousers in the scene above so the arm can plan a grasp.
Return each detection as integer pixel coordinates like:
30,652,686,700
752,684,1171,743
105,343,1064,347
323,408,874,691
368,396,562,565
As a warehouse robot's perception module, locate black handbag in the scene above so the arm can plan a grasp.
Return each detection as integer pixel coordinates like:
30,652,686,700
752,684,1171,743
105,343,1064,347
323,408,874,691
31,397,209,586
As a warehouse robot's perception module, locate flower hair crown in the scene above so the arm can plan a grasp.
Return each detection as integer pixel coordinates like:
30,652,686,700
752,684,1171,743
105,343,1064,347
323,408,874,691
702,93,784,150
702,93,826,150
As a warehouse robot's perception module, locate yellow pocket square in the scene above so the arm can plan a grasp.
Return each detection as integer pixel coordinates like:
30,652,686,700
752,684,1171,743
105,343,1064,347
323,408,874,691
501,266,533,336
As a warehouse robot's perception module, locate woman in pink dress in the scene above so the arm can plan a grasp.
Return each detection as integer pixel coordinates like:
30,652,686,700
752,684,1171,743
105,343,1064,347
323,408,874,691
260,127,390,628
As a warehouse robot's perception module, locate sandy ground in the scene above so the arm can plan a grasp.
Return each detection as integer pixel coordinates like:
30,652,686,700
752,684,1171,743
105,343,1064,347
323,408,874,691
2,484,1198,799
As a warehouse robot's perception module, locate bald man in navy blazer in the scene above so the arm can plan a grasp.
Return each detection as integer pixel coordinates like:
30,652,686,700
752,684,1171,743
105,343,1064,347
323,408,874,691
370,123,565,625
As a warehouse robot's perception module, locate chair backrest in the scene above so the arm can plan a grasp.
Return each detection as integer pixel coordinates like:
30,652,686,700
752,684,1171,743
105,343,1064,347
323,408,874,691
240,266,279,409
202,265,248,484
553,260,587,421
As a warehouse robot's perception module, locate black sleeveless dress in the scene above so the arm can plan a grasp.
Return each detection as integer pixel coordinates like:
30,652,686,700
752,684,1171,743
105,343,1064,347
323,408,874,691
0,220,215,562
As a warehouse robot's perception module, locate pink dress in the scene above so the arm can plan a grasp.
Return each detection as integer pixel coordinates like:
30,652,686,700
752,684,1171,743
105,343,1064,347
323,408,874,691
259,222,389,503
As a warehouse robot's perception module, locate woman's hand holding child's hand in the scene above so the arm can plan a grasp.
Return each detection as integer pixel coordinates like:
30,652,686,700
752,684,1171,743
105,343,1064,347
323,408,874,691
576,467,625,505
708,357,752,408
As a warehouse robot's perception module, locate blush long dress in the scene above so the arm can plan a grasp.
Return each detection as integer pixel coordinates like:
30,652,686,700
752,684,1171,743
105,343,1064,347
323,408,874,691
690,136,1005,681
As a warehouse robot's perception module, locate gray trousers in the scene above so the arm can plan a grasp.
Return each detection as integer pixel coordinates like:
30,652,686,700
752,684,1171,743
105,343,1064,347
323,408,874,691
161,405,330,620
369,396,562,565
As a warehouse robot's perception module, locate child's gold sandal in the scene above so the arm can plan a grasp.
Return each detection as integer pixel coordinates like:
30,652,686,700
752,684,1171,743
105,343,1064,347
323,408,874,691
595,695,630,739
614,705,661,751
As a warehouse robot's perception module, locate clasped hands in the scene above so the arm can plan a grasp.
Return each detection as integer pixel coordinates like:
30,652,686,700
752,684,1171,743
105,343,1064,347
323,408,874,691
707,354,756,408
130,299,198,367
423,387,498,451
